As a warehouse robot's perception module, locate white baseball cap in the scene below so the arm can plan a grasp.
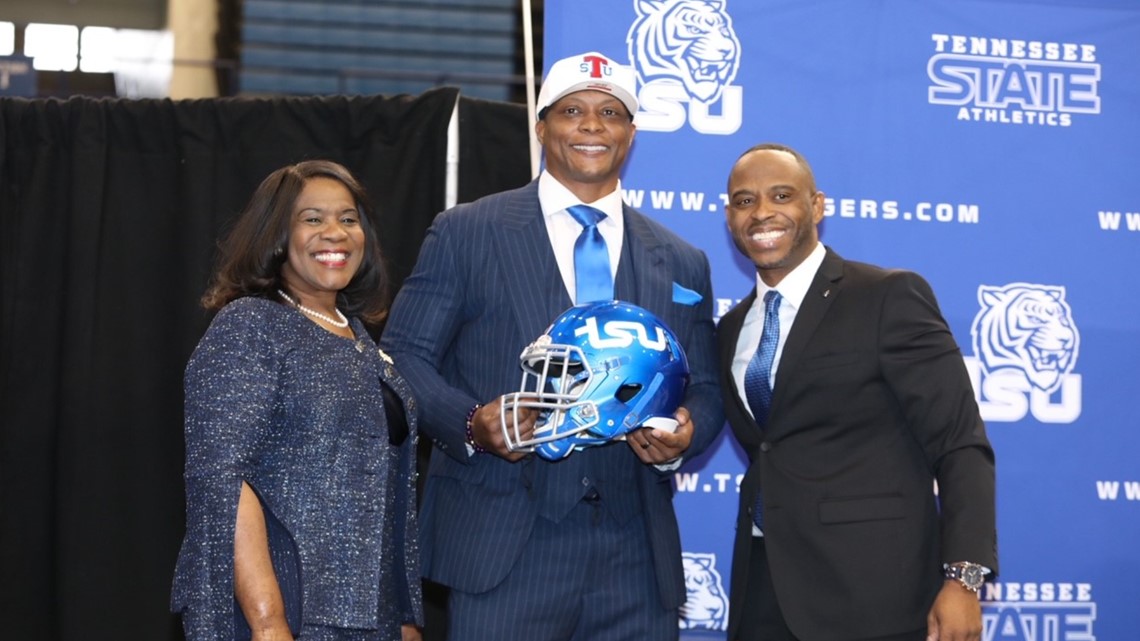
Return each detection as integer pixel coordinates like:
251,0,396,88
536,51,639,120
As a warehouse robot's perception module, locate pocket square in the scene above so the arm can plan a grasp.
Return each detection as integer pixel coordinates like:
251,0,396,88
672,282,702,305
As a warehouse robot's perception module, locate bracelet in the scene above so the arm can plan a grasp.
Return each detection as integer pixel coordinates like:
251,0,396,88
465,404,486,453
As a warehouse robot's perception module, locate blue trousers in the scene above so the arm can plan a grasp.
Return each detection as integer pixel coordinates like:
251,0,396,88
447,495,678,641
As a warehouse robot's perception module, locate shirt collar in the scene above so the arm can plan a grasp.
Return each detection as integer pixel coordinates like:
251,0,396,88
538,170,625,223
755,242,826,312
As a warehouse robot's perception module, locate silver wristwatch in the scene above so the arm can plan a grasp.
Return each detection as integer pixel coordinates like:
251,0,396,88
944,561,986,593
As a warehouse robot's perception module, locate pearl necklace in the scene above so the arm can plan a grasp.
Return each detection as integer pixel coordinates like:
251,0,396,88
277,289,349,328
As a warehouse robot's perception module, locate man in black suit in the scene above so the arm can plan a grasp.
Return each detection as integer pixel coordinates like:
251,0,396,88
718,143,997,641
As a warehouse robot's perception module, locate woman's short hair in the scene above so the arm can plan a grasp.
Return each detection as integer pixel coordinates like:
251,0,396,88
201,160,389,323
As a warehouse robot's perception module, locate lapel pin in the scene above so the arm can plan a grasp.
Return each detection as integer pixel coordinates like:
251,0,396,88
822,289,831,298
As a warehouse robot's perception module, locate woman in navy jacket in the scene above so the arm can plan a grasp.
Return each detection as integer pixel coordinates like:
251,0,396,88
171,161,422,641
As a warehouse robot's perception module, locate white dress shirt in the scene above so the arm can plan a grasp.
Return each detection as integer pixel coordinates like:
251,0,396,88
731,242,825,535
538,170,624,304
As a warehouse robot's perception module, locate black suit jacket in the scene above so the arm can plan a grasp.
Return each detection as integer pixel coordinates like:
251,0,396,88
719,247,997,641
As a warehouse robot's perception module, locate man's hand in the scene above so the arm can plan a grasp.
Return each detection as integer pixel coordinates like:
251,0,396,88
469,396,536,462
926,580,983,641
627,406,694,464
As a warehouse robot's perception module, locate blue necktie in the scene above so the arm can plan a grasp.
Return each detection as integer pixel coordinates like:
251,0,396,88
743,290,781,529
566,205,613,303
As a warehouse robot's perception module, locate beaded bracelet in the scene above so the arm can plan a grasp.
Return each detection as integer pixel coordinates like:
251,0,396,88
465,403,486,453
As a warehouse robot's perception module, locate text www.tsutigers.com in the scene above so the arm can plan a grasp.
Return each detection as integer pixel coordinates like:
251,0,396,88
622,187,981,225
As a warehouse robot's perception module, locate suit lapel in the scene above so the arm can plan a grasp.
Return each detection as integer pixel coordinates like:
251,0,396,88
620,207,670,315
770,247,846,418
493,181,571,339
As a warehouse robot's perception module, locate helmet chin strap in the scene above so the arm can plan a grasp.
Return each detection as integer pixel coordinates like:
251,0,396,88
640,416,679,433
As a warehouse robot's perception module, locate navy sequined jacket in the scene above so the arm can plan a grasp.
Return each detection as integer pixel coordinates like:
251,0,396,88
171,297,422,639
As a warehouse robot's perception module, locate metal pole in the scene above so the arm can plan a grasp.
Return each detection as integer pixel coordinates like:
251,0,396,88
521,0,541,178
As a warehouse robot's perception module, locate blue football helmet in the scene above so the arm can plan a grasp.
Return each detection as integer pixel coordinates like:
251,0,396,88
500,301,690,460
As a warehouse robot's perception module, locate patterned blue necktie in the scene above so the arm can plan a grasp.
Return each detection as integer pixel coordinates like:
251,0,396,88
743,289,781,529
566,204,614,303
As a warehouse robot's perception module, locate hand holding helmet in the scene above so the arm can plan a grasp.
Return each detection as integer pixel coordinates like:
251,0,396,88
500,301,690,461
626,405,695,465
467,398,537,462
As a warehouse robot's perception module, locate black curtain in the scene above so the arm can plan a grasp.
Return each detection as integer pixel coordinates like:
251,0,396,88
0,89,530,641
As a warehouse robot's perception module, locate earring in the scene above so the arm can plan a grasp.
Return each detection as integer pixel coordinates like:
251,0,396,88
274,246,284,257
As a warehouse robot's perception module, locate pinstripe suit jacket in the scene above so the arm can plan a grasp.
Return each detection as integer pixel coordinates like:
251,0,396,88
380,179,723,608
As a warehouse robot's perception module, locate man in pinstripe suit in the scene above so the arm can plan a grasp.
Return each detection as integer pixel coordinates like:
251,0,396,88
380,51,724,641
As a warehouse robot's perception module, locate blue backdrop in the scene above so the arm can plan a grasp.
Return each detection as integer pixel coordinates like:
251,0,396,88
545,1,1139,638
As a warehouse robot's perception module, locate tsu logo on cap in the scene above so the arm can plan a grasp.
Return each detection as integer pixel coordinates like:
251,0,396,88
537,51,639,120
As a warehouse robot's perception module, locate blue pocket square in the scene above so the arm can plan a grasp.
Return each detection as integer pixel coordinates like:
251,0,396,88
672,282,702,305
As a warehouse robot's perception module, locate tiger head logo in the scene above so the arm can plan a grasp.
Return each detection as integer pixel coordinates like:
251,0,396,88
971,283,1080,395
680,552,729,630
627,0,742,105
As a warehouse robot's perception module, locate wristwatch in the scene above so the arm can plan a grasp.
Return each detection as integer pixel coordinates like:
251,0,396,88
944,561,987,593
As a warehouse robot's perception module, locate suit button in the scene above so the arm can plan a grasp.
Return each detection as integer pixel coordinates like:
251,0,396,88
760,442,771,453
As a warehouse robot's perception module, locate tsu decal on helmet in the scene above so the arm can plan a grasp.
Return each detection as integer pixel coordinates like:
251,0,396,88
500,301,690,461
